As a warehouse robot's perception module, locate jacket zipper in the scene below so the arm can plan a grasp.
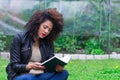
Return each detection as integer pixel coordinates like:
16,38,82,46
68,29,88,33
26,47,32,63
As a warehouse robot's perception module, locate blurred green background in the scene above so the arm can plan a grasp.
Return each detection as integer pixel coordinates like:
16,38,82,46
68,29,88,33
0,0,120,55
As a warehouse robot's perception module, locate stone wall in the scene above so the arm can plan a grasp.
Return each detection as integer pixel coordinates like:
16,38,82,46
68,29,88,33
1,52,120,60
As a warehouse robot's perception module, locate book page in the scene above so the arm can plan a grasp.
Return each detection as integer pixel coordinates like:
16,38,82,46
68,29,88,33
60,55,71,63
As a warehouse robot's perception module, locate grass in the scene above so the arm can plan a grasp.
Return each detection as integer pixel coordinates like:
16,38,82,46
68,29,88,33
66,59,120,80
0,58,9,80
0,58,120,80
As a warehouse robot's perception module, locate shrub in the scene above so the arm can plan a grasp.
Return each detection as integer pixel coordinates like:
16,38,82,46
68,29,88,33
54,35,81,53
0,32,6,51
5,35,14,51
85,38,104,54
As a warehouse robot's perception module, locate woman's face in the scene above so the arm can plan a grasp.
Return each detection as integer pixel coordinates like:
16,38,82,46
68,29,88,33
38,20,53,38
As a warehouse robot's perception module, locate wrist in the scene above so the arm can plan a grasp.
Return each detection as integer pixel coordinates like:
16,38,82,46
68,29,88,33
26,64,32,70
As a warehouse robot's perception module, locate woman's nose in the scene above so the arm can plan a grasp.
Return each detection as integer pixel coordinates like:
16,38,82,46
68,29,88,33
45,29,49,33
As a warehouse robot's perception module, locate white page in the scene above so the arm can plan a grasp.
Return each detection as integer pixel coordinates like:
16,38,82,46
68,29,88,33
60,55,71,63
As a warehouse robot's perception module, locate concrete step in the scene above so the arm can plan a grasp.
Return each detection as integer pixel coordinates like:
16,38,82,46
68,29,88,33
1,52,120,60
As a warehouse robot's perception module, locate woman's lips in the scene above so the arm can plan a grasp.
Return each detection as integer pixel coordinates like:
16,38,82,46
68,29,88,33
41,33,46,37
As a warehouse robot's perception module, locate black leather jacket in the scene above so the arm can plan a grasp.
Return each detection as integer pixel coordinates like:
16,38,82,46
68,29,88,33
6,31,54,80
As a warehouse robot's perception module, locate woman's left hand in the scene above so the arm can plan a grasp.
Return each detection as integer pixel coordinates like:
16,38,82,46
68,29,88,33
55,65,64,72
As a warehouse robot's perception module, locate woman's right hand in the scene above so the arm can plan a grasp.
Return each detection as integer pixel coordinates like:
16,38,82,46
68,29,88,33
26,62,46,70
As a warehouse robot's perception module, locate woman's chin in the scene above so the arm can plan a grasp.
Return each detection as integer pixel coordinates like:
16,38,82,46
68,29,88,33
40,36,45,39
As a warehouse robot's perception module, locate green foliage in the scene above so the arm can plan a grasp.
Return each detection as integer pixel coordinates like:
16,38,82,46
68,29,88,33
85,38,104,54
0,34,13,51
0,32,6,51
91,49,104,55
54,35,81,53
62,0,115,54
113,48,120,53
5,35,14,51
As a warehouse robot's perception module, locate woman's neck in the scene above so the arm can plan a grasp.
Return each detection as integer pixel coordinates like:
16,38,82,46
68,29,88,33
34,38,40,47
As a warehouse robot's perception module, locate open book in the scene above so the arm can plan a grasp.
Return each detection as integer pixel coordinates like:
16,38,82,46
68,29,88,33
41,55,71,72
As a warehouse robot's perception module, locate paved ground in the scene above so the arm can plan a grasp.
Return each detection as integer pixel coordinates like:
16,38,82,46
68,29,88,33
1,52,120,60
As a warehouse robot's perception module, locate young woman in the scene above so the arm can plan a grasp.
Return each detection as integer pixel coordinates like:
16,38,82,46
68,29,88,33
6,8,68,80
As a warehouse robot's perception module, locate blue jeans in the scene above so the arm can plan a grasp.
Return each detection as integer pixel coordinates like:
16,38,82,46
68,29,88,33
14,70,68,80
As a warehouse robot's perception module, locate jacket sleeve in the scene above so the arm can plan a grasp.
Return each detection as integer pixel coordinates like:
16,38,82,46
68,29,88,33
10,33,29,73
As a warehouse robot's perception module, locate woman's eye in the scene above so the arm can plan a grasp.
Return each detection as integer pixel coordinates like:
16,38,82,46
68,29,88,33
43,25,47,29
43,25,52,32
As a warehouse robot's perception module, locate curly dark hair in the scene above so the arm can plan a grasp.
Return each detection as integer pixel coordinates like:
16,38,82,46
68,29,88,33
25,8,64,43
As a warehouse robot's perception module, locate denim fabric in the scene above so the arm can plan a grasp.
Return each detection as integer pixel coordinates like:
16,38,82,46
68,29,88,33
14,70,69,80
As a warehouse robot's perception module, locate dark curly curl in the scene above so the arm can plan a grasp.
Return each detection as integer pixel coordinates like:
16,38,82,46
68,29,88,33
25,8,64,42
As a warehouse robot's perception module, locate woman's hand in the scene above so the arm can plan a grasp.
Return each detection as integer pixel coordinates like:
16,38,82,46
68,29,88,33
55,65,64,72
26,62,46,70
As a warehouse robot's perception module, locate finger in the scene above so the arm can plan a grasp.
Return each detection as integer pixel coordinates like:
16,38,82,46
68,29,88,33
32,65,46,70
34,62,41,66
40,66,46,69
